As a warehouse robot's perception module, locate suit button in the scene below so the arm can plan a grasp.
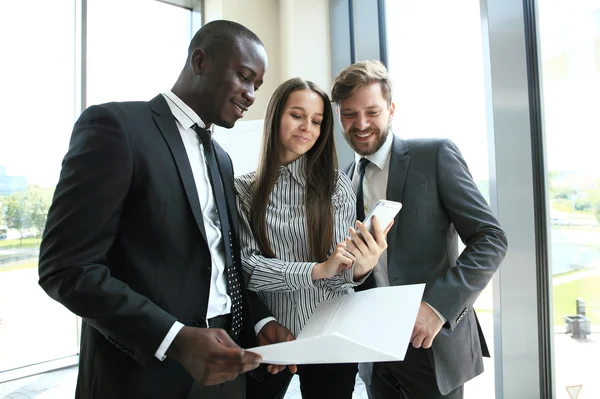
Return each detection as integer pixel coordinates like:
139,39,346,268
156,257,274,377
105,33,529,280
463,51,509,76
195,317,206,327
202,266,211,276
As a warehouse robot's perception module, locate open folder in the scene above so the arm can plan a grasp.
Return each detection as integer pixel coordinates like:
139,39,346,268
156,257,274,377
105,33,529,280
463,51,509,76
247,284,425,364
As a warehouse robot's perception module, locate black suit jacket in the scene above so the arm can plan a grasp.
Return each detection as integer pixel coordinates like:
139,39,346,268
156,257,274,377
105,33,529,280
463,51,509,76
38,95,271,398
346,136,507,395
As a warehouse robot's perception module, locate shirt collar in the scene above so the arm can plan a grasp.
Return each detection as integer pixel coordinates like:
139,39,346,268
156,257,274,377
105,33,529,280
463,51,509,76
354,131,394,171
162,90,207,130
279,155,307,186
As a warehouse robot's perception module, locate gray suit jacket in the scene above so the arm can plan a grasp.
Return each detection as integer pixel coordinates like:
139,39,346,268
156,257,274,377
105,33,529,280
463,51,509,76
346,136,507,395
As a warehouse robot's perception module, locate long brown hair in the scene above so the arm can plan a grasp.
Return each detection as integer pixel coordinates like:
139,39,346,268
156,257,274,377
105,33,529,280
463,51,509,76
250,77,337,262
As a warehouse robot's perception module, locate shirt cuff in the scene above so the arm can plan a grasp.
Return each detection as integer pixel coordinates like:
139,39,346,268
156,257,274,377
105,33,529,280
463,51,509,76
423,301,447,324
345,262,371,285
254,317,277,335
155,321,184,361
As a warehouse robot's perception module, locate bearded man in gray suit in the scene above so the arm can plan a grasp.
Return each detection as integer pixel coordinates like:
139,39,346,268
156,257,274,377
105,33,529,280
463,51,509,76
331,60,508,399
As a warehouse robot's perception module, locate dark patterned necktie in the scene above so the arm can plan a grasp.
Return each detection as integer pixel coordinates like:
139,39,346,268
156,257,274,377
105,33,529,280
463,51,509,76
193,125,243,338
356,157,371,221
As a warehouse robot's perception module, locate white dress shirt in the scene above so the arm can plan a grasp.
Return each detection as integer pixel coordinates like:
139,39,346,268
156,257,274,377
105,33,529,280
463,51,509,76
154,91,232,361
351,133,446,324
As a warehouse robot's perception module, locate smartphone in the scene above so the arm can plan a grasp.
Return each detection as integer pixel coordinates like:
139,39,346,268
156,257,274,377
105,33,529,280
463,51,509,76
358,200,403,239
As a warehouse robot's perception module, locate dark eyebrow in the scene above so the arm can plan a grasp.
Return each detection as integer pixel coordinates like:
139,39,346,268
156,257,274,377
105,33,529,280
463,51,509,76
289,106,323,116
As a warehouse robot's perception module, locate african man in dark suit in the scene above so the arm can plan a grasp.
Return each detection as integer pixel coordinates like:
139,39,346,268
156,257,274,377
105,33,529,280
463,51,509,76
38,20,294,399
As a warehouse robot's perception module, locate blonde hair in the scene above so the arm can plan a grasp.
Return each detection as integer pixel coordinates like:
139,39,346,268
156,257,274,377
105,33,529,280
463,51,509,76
331,60,392,106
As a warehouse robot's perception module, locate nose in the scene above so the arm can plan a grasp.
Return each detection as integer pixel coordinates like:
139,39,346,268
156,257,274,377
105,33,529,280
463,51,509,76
355,114,369,131
299,119,315,133
242,88,256,107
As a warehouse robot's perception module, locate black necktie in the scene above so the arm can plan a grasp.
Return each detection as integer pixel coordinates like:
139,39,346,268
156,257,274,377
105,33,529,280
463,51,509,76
356,157,371,222
193,125,243,338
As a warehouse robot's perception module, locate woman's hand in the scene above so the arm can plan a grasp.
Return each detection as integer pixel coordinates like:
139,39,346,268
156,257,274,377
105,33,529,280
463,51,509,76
311,242,355,280
345,216,393,280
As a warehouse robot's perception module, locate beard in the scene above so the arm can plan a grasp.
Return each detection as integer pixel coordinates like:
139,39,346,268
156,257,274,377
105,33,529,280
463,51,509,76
342,123,391,156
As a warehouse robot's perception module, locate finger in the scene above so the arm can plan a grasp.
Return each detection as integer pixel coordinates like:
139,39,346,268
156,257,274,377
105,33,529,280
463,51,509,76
383,220,394,235
369,217,386,244
348,227,368,254
345,236,360,254
354,222,377,249
342,248,356,262
214,347,261,373
410,326,419,343
422,335,434,349
268,365,286,374
335,251,353,267
266,364,285,374
240,350,262,369
412,335,424,349
288,364,298,374
335,242,348,250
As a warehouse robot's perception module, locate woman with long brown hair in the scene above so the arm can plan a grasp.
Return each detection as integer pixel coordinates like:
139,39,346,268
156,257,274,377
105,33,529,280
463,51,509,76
235,77,391,399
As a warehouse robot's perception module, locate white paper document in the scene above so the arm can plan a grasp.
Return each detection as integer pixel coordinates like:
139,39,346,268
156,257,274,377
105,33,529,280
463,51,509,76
247,284,425,364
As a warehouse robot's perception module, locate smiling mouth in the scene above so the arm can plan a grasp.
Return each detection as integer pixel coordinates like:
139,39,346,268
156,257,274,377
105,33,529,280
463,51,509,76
232,101,248,115
354,131,374,139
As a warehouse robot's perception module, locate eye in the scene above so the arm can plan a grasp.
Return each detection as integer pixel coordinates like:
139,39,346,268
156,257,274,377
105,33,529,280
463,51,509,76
368,111,380,116
238,73,248,81
312,120,322,125
342,113,356,118
290,114,301,119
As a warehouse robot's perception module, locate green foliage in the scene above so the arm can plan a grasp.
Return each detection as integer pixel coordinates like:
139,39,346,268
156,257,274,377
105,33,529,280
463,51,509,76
25,185,54,236
4,192,28,237
553,275,600,326
1,185,54,243
551,187,578,200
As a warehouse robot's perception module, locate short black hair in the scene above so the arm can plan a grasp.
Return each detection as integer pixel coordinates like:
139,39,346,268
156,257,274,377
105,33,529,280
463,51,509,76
188,20,263,60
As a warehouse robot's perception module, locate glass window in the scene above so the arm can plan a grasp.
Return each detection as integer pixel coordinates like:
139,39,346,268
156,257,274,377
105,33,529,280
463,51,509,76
0,0,79,372
0,0,193,378
87,0,192,106
384,1,494,397
538,1,600,396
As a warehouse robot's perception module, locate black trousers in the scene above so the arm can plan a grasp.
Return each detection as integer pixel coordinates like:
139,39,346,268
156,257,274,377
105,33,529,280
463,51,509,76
367,346,464,399
246,362,358,399
188,373,245,399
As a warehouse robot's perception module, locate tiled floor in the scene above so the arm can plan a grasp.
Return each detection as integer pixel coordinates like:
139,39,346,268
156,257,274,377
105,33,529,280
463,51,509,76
0,366,366,399
0,367,76,399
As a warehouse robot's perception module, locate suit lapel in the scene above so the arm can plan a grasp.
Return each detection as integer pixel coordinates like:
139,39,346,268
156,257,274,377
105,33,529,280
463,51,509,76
385,136,410,259
149,95,208,241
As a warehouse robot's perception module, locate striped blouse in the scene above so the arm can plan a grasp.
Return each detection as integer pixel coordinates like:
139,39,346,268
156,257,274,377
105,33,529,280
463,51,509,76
235,155,366,336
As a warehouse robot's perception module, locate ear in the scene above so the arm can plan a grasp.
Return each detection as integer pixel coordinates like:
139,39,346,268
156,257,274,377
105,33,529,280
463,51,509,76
389,101,396,121
189,48,207,75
